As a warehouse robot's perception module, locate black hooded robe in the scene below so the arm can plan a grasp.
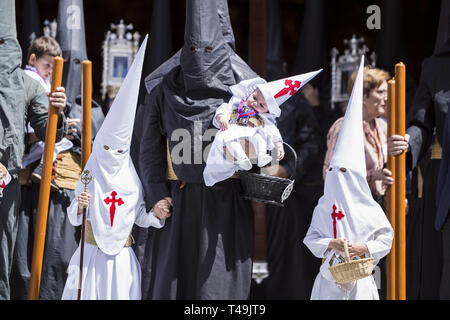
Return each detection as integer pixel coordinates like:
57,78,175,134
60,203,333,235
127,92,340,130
405,38,450,299
137,0,259,299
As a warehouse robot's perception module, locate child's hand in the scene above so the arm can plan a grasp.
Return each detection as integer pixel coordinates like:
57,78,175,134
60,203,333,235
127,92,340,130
49,86,67,113
328,238,349,252
77,191,91,214
275,142,285,161
216,114,229,131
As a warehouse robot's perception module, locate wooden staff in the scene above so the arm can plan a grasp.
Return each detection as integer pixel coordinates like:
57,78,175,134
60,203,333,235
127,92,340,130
394,62,406,300
81,60,92,168
77,60,93,300
386,78,396,300
28,56,64,300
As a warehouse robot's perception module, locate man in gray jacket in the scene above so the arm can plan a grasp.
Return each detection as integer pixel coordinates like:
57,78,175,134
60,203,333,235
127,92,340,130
0,0,67,299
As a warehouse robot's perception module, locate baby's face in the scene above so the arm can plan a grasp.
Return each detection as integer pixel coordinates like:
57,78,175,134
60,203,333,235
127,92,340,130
29,53,54,80
247,88,268,113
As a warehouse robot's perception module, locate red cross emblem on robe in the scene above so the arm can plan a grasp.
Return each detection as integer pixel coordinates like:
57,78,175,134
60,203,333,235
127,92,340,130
331,204,345,239
104,191,124,226
274,79,302,99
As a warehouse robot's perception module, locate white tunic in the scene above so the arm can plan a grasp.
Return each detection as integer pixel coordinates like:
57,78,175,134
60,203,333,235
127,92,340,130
61,188,164,300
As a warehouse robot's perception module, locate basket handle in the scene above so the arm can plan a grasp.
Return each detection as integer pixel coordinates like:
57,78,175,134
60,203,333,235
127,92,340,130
281,142,298,180
344,240,350,263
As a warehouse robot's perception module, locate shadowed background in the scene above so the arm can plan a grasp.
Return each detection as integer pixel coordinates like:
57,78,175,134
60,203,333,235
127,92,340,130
15,0,440,104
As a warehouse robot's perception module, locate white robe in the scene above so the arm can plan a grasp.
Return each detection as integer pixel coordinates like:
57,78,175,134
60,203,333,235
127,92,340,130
61,190,164,300
303,223,393,300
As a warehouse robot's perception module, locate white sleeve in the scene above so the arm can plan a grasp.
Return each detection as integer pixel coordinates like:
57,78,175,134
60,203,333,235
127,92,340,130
134,188,165,229
303,225,334,258
67,195,83,227
260,116,283,143
365,226,394,264
265,123,283,143
134,202,165,229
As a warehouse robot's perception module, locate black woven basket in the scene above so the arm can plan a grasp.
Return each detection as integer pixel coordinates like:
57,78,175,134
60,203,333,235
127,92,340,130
238,142,296,206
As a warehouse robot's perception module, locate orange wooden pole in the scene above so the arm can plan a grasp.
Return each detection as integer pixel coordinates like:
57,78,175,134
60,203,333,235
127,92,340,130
394,62,406,300
386,78,396,300
77,60,93,300
81,60,92,168
28,56,64,300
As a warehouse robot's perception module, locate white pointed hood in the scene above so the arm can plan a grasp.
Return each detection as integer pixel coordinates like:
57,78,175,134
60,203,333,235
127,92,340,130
255,69,322,117
305,56,393,281
74,35,148,255
329,59,366,177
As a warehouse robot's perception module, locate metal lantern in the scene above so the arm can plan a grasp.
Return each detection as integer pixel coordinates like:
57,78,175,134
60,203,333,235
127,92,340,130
330,34,376,110
101,19,141,101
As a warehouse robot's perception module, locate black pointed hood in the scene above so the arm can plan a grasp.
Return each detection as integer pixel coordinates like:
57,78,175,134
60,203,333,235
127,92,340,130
56,0,88,106
293,0,326,75
266,0,288,81
219,0,257,82
143,0,256,95
434,0,450,55
20,0,42,67
138,0,259,182
133,0,176,170
217,0,236,50
375,0,405,71
145,0,173,75
180,0,235,98
56,0,104,151
138,0,174,107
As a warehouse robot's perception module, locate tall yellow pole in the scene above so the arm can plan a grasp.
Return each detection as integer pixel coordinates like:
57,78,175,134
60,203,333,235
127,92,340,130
386,78,396,300
395,62,406,300
28,56,64,300
77,60,92,300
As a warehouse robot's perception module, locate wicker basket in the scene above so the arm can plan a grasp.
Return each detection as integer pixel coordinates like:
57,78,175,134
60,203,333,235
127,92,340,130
328,241,374,284
238,142,296,206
